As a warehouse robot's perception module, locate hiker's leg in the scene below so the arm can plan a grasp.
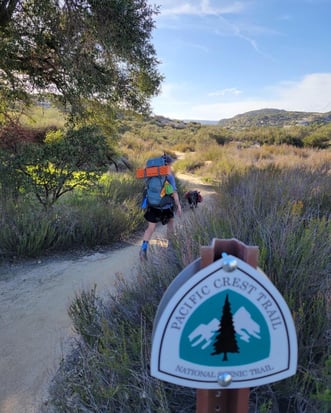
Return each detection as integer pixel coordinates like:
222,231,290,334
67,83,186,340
143,222,157,242
140,221,157,260
166,217,175,238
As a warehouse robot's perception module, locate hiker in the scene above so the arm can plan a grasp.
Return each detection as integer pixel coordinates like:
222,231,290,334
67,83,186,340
140,155,182,260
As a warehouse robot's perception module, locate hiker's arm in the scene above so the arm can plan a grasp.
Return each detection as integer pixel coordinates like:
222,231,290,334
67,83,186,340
173,191,182,217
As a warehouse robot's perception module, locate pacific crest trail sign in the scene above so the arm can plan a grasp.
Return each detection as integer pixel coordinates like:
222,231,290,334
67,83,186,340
150,239,298,412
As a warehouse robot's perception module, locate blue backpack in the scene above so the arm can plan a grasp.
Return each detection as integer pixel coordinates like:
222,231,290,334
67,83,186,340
145,156,174,209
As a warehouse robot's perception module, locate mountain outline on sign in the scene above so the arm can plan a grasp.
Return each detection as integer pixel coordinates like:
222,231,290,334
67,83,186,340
188,306,261,350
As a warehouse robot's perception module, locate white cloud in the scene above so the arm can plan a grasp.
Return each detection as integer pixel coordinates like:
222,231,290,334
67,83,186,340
159,0,246,17
155,1,271,60
270,73,331,112
151,73,331,120
208,88,242,97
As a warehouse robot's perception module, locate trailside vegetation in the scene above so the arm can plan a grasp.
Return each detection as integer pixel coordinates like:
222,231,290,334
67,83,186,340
42,162,330,413
0,109,330,258
0,123,146,258
0,110,330,411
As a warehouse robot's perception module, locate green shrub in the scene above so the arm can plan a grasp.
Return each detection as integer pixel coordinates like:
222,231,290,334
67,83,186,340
53,198,143,249
0,201,57,257
0,173,145,259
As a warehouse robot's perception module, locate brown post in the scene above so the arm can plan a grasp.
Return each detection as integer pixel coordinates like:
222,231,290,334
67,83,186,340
196,238,258,413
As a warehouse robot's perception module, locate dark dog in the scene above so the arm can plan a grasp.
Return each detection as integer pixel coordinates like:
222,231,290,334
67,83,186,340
184,190,203,209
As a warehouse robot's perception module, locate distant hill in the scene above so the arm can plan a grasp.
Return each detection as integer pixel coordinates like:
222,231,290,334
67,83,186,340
218,108,331,128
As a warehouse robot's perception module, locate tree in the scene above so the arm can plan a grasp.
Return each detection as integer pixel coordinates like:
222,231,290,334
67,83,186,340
0,0,163,120
212,294,239,361
1,125,113,209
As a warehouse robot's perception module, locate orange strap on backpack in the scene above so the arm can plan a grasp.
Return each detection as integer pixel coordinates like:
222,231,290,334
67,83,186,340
136,165,171,179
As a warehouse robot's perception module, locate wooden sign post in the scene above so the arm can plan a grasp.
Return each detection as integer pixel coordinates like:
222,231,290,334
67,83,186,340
196,238,258,413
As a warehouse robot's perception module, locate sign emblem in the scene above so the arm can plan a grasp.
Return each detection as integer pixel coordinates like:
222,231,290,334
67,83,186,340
151,255,297,389
181,290,271,366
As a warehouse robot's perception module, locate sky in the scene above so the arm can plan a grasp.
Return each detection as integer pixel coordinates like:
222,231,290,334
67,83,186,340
148,0,331,121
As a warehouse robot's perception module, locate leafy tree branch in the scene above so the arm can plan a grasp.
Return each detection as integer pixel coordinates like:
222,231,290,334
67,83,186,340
0,0,163,120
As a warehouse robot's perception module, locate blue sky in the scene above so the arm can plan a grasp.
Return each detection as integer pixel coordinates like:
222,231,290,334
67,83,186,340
148,0,331,121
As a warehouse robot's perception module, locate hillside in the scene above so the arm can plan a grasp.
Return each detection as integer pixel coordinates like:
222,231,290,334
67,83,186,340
218,108,331,128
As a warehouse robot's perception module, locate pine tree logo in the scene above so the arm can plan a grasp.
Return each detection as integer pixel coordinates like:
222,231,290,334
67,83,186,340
211,294,239,361
179,290,271,366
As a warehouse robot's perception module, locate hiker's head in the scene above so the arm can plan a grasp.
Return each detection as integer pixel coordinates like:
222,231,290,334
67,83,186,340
164,154,174,165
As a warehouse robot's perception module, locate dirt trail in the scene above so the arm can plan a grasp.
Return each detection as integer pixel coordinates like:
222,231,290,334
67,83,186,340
0,173,216,413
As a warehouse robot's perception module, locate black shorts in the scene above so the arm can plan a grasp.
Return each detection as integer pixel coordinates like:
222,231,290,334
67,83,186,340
144,206,174,225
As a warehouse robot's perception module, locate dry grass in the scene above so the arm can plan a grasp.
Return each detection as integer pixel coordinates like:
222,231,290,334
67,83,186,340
175,144,331,187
